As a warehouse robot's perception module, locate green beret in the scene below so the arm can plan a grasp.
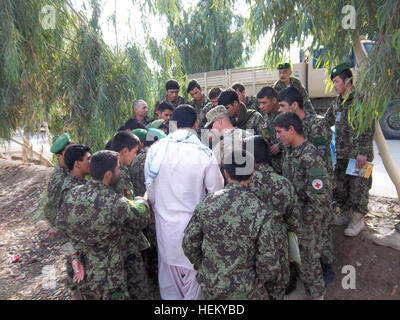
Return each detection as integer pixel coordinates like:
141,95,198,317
50,133,71,154
277,63,292,70
147,119,165,129
145,128,167,147
131,128,147,142
330,62,351,80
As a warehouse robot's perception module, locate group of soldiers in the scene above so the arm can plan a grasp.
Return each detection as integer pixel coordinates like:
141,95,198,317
42,61,398,300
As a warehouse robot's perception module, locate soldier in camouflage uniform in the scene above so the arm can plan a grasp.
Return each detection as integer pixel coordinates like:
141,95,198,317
277,87,336,281
245,135,302,299
120,100,152,131
43,133,73,236
256,86,284,174
55,144,91,299
183,149,281,300
110,131,157,299
232,82,263,116
60,150,150,300
218,89,266,136
325,63,374,237
198,87,222,130
154,79,187,110
273,63,316,115
187,79,210,118
274,112,332,299
204,106,252,173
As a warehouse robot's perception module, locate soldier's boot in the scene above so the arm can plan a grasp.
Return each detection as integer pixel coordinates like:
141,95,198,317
333,207,351,226
372,230,400,251
321,263,336,287
344,211,365,237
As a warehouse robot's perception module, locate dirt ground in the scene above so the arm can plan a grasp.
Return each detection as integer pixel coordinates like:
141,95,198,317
0,157,399,300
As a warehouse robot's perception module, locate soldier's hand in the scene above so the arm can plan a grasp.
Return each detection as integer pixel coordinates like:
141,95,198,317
257,282,264,288
270,144,280,156
72,259,85,283
356,155,367,169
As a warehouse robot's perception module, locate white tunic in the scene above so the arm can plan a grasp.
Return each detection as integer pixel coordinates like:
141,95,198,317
145,129,224,298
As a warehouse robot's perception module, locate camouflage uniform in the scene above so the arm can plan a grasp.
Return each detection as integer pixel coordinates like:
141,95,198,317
55,174,87,292
248,163,301,299
183,183,281,300
155,96,187,110
199,102,215,130
245,95,264,116
112,164,156,299
273,77,316,115
302,112,335,264
60,180,150,300
212,128,252,168
325,92,374,216
261,111,283,174
129,149,159,287
191,94,210,119
232,102,266,136
282,140,332,298
43,163,69,228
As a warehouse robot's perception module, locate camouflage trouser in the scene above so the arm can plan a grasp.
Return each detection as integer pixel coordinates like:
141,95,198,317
321,205,335,265
396,222,400,233
201,283,269,300
80,286,130,300
334,159,372,215
126,250,158,300
265,227,289,300
298,239,325,298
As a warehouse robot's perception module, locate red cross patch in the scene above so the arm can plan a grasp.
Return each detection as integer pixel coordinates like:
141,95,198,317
312,179,323,190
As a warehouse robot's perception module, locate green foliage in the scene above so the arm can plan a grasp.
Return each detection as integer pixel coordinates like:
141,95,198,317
217,0,400,135
167,0,253,74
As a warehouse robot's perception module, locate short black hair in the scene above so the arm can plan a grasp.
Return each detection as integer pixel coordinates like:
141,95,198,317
187,79,201,93
172,104,197,129
218,89,240,106
257,86,277,100
277,87,304,110
123,118,146,131
111,131,140,153
166,79,180,90
223,149,254,181
64,144,91,171
243,136,271,164
105,138,114,150
90,150,119,181
274,112,303,135
208,87,222,100
158,101,174,113
337,69,353,84
231,82,245,93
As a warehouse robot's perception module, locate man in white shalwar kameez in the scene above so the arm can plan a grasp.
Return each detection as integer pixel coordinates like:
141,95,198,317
145,105,224,300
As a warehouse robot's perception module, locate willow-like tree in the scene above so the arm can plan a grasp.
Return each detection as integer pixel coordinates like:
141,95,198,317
167,0,253,74
218,0,400,200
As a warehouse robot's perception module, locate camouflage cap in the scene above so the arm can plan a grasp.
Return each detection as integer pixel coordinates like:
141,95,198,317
147,119,165,130
205,105,229,128
277,62,292,70
131,128,147,142
330,62,350,80
50,133,71,154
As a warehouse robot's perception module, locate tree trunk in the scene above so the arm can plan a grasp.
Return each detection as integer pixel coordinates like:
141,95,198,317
353,31,400,202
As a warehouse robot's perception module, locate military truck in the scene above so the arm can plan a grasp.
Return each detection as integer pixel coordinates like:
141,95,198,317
187,39,400,139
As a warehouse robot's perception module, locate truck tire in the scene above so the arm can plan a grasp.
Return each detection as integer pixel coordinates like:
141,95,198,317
380,100,400,140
